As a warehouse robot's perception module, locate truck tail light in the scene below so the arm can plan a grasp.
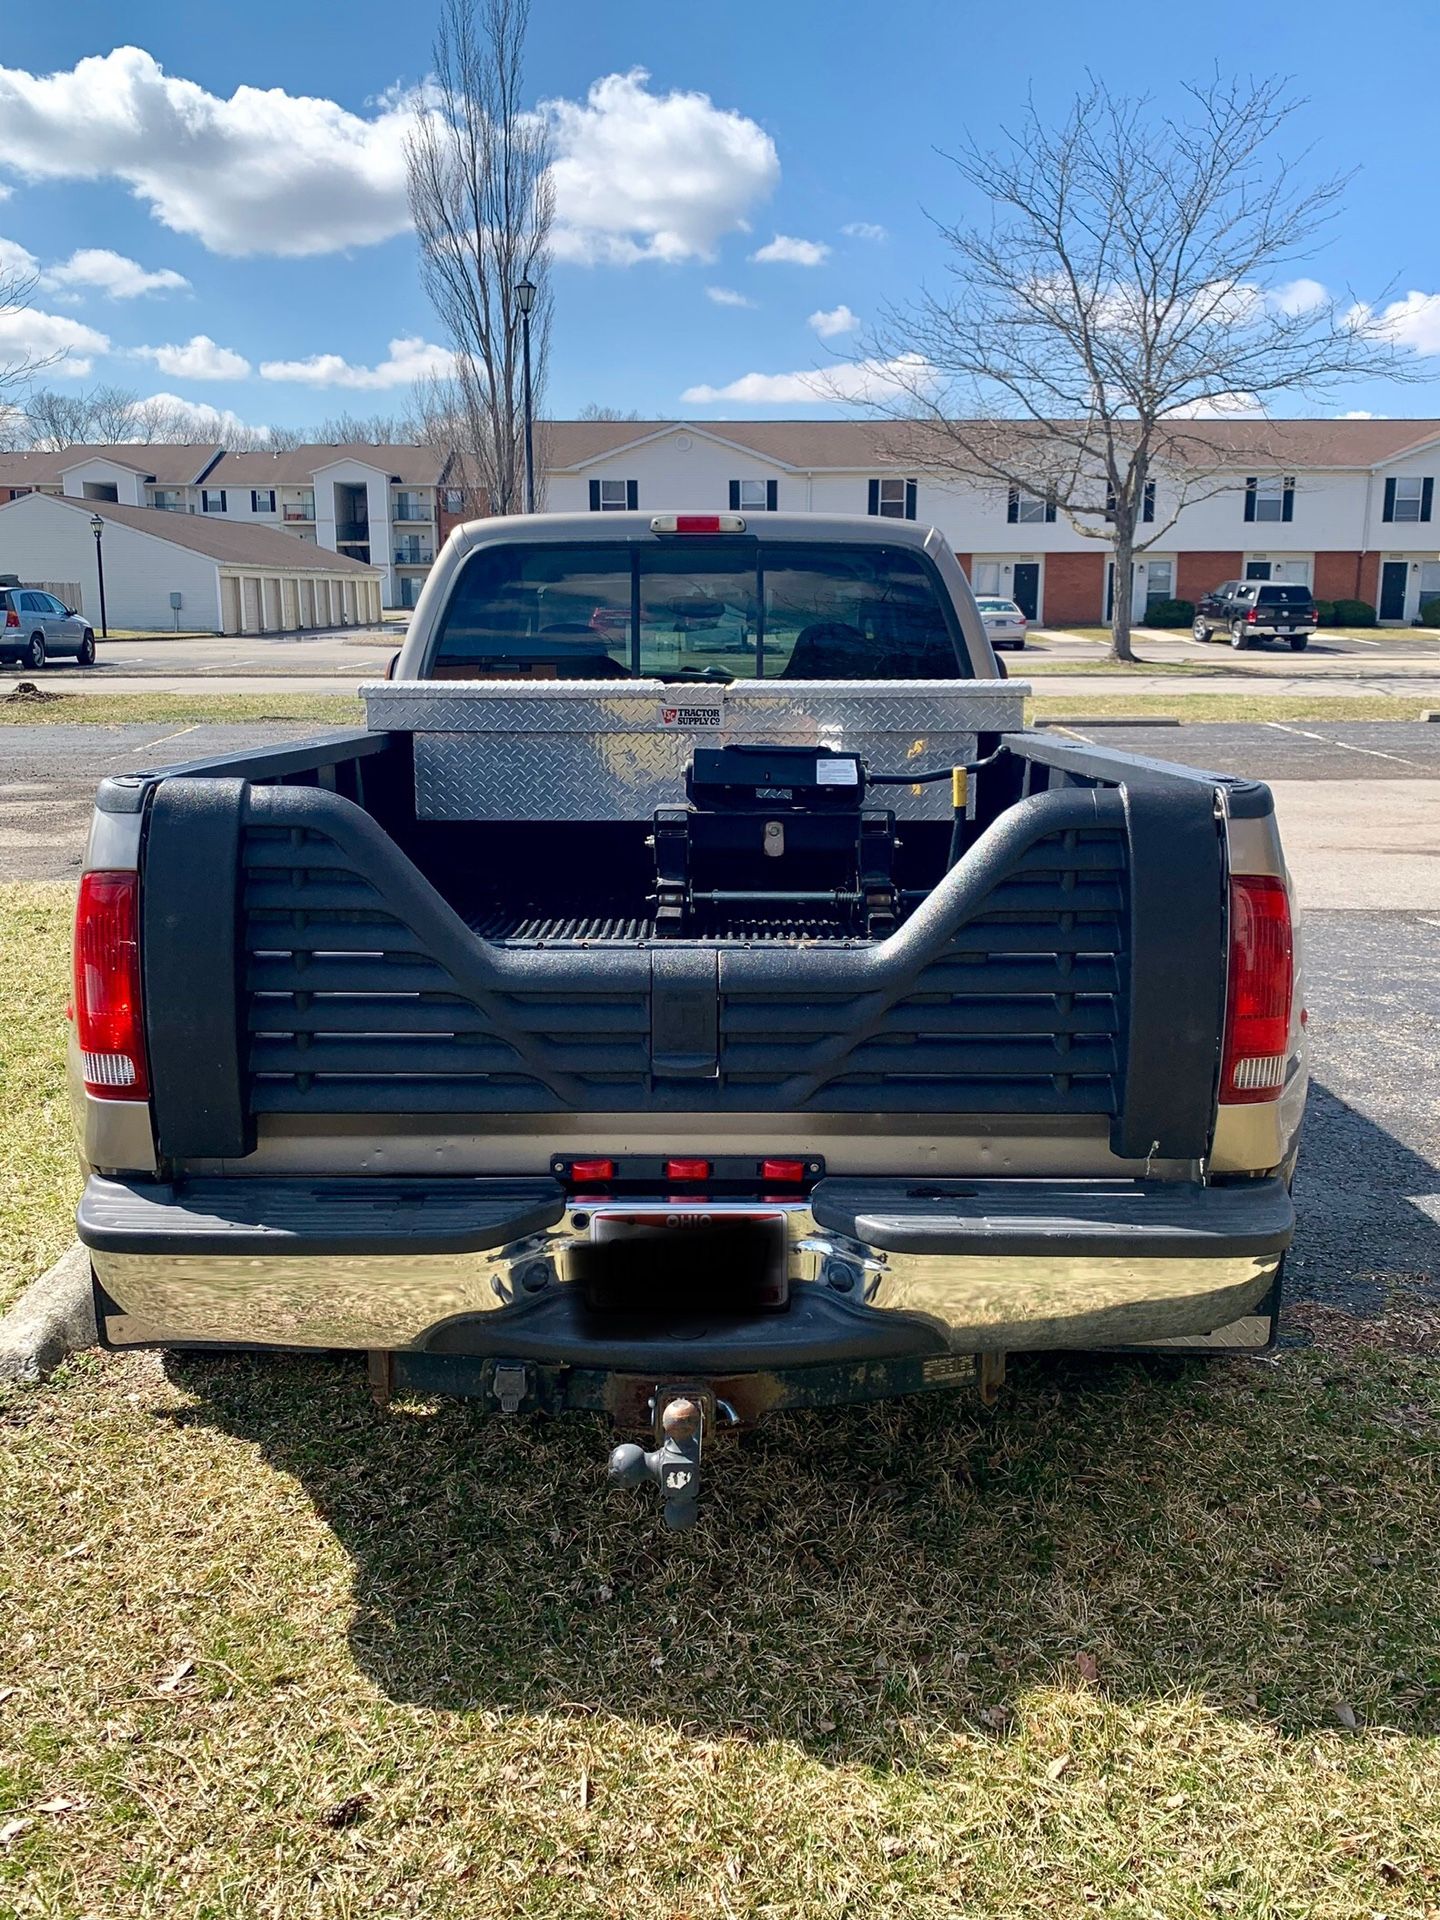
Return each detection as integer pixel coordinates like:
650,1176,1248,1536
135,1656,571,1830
569,1158,616,1186
72,871,149,1099
1220,875,1294,1103
664,1157,712,1182
759,1158,807,1184
649,514,745,535
1246,607,1259,622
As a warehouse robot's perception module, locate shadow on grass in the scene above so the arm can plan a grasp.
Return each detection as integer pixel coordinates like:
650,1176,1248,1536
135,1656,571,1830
154,1080,1440,1764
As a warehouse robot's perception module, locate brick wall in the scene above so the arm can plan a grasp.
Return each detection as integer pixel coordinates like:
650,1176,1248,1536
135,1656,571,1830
1313,550,1387,607
951,552,972,580
1176,551,1244,604
1042,552,1105,624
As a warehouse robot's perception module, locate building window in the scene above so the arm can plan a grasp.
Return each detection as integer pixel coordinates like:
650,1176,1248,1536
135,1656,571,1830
868,476,916,519
441,487,465,514
1243,475,1294,524
1007,486,1056,525
394,491,430,522
589,478,637,510
729,479,777,511
1105,481,1155,523
1143,559,1174,605
202,489,228,514
971,561,1002,595
1384,476,1433,524
150,489,184,512
250,489,276,514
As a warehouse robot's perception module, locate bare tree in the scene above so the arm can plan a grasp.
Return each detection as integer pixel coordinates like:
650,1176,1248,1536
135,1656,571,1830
577,404,641,422
311,407,424,445
869,77,1415,660
405,0,553,515
0,262,62,436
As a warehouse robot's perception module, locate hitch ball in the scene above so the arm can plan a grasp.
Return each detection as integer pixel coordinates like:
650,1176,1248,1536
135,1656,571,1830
608,1396,704,1530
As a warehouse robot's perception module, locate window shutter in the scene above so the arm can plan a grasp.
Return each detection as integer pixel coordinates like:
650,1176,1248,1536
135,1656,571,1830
867,479,880,516
1382,478,1396,523
1243,478,1257,523
1044,495,1057,524
1281,480,1294,524
1006,487,1019,524
626,480,638,510
728,481,741,510
766,479,778,511
1423,478,1434,523
1143,481,1155,524
904,479,917,520
589,479,601,511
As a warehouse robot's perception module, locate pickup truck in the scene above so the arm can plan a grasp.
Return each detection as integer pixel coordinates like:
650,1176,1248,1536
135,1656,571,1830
70,510,1306,1526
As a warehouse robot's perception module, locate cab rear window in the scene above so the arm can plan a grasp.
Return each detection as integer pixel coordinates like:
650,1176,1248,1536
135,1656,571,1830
1256,585,1313,604
432,540,968,680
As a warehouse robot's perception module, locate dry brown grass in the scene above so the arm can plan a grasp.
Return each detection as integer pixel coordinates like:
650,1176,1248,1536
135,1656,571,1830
3,1337,1440,1918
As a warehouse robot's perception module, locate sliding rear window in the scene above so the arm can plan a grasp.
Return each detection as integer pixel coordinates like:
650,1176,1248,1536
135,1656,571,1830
1256,585,1313,604
431,539,968,679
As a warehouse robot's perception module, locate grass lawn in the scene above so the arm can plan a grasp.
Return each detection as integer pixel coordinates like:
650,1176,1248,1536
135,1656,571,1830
4,889,1440,1915
1030,692,1433,723
0,691,367,729
0,885,78,1316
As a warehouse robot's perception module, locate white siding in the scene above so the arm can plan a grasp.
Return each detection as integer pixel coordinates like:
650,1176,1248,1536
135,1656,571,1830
0,494,221,630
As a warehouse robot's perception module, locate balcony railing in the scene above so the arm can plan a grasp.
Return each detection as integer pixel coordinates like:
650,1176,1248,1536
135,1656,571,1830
394,547,435,566
393,503,433,522
283,506,315,522
336,522,370,544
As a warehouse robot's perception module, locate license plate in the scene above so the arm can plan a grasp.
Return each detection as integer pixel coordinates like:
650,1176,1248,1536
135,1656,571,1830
579,1207,790,1312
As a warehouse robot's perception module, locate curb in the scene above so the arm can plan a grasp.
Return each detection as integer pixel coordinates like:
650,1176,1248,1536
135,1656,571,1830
1034,715,1182,728
0,1244,97,1386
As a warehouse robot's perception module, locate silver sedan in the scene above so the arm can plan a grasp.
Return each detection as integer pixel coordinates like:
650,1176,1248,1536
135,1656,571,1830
975,595,1029,649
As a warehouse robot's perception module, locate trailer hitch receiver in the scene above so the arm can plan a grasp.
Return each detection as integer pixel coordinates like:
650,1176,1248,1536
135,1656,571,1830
608,1395,705,1530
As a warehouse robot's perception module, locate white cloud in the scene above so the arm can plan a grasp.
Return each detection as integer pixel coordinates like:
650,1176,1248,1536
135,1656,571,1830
1360,289,1440,356
42,248,188,299
1270,276,1329,316
751,233,830,267
842,222,887,243
1336,409,1385,419
706,286,756,309
130,393,270,439
0,236,38,281
0,304,109,377
808,303,859,339
682,352,930,406
0,46,415,257
259,334,455,389
135,333,250,380
1163,391,1267,419
547,69,777,266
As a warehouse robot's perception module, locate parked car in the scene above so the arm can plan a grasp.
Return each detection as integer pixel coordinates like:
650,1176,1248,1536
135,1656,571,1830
1192,581,1318,650
0,586,96,668
71,510,1304,1528
975,594,1028,648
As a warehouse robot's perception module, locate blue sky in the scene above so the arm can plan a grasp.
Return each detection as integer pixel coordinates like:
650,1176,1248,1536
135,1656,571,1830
3,0,1440,435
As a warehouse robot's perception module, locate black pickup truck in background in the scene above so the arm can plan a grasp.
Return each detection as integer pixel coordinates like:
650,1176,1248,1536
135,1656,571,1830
69,511,1307,1525
1192,580,1319,649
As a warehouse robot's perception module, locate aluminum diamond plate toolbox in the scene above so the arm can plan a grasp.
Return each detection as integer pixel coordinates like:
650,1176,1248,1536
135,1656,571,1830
362,679,1027,821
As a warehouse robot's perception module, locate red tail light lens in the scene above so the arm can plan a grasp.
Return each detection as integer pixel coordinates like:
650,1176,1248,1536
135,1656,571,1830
73,871,149,1099
4,608,18,627
664,1157,711,1182
569,1158,616,1185
760,1158,807,1184
1246,608,1259,622
1221,876,1294,1103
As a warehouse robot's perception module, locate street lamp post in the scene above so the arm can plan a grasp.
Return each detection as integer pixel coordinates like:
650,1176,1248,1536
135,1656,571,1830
89,512,109,639
515,274,537,514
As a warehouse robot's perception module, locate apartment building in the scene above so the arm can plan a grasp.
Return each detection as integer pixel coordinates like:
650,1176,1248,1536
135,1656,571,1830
4,418,1439,624
541,417,1440,626
0,442,474,611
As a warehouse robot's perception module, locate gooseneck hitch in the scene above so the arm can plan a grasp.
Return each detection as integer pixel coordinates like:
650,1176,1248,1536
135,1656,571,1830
608,1395,705,1530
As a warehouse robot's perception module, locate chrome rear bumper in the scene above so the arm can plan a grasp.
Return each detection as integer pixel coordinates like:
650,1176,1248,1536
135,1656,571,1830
81,1174,1291,1359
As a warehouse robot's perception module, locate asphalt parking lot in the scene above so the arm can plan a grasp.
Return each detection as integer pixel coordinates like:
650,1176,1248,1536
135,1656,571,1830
2,715,1435,1338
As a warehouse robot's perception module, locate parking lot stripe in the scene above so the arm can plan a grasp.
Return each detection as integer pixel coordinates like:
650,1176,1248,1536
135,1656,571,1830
1263,718,1419,768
